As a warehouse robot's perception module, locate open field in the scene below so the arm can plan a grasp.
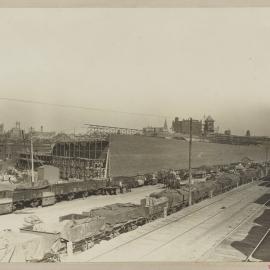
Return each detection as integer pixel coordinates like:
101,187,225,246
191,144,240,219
110,135,267,176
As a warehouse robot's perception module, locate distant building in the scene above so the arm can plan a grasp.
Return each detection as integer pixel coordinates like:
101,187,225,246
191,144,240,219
163,119,168,131
224,129,231,136
143,119,170,137
172,118,202,137
0,123,4,135
207,133,259,145
204,115,215,135
9,121,23,139
246,130,251,137
31,126,56,140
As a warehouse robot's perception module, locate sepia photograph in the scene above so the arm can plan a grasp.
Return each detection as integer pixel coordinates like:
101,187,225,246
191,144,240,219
0,4,269,268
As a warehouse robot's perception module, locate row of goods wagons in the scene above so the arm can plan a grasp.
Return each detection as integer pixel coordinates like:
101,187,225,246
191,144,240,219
0,179,108,214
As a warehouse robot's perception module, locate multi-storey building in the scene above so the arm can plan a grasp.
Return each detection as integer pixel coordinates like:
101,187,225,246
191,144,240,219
172,117,202,137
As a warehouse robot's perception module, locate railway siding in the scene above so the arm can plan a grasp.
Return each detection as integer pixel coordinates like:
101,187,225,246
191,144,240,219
62,181,267,262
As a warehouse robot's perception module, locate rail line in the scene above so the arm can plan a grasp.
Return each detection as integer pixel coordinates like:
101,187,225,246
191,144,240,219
245,197,270,263
85,181,260,261
139,189,267,260
245,228,270,262
198,198,270,261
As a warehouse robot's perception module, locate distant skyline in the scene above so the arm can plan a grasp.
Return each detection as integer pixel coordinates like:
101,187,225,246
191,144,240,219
0,9,270,136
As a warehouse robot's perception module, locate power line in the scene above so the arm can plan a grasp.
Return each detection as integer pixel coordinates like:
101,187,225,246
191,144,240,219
0,97,170,119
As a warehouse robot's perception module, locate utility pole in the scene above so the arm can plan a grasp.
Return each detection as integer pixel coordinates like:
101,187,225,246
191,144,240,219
30,134,34,184
265,145,269,176
188,117,193,206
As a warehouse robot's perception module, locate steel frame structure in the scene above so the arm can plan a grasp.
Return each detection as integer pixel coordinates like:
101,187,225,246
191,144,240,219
85,124,142,136
51,139,109,180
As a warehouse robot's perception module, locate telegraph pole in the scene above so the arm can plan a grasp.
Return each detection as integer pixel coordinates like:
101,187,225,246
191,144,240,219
265,144,269,176
30,134,34,184
188,117,193,206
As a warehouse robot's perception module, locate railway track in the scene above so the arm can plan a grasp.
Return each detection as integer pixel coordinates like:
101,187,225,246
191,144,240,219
245,228,270,262
198,197,270,261
71,181,263,262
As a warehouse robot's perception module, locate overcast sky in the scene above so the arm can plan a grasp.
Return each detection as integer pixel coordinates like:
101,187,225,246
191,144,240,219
0,8,270,135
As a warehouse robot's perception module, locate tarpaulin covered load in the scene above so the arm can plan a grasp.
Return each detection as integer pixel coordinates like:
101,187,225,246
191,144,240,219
216,173,240,186
179,184,207,202
240,168,261,182
83,203,143,228
32,216,105,243
60,216,105,242
140,196,168,217
192,181,216,192
150,190,185,209
0,230,61,262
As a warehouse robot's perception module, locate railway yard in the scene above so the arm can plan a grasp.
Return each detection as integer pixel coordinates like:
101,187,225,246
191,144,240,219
0,136,269,263
62,181,270,262
0,185,163,232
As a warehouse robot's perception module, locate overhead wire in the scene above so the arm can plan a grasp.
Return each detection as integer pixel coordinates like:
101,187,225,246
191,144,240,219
0,97,171,119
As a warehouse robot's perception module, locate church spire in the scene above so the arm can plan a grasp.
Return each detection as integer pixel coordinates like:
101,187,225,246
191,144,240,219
164,119,168,130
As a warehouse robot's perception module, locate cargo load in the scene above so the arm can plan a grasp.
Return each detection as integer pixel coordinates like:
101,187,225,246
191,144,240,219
215,173,240,191
140,196,168,218
83,203,143,228
0,230,61,262
31,216,105,243
150,189,186,210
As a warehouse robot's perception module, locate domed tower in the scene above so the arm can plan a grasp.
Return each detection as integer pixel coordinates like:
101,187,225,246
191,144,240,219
204,115,215,135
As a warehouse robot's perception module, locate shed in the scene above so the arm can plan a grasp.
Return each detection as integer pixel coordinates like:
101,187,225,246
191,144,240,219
37,165,59,185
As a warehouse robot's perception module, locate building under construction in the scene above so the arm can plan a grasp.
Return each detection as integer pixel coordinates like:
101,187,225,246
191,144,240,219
17,135,110,181
51,137,110,180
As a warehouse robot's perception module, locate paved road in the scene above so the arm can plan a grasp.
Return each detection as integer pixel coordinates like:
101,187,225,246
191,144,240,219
63,181,269,262
0,185,163,232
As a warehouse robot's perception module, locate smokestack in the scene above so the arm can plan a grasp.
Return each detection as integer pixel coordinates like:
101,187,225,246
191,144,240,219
41,125,43,132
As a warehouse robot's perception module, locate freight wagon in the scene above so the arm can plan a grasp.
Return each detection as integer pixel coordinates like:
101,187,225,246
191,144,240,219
11,169,263,261
0,179,119,214
0,164,263,215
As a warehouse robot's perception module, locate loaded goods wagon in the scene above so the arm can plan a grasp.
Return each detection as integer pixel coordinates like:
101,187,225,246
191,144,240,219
50,180,87,201
20,215,106,254
13,187,44,209
41,192,56,206
82,203,146,238
0,198,13,215
0,183,14,215
140,196,169,219
150,190,187,213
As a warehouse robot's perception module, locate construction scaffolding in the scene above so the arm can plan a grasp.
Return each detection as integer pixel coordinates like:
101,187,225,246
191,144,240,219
51,138,110,180
85,124,142,136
